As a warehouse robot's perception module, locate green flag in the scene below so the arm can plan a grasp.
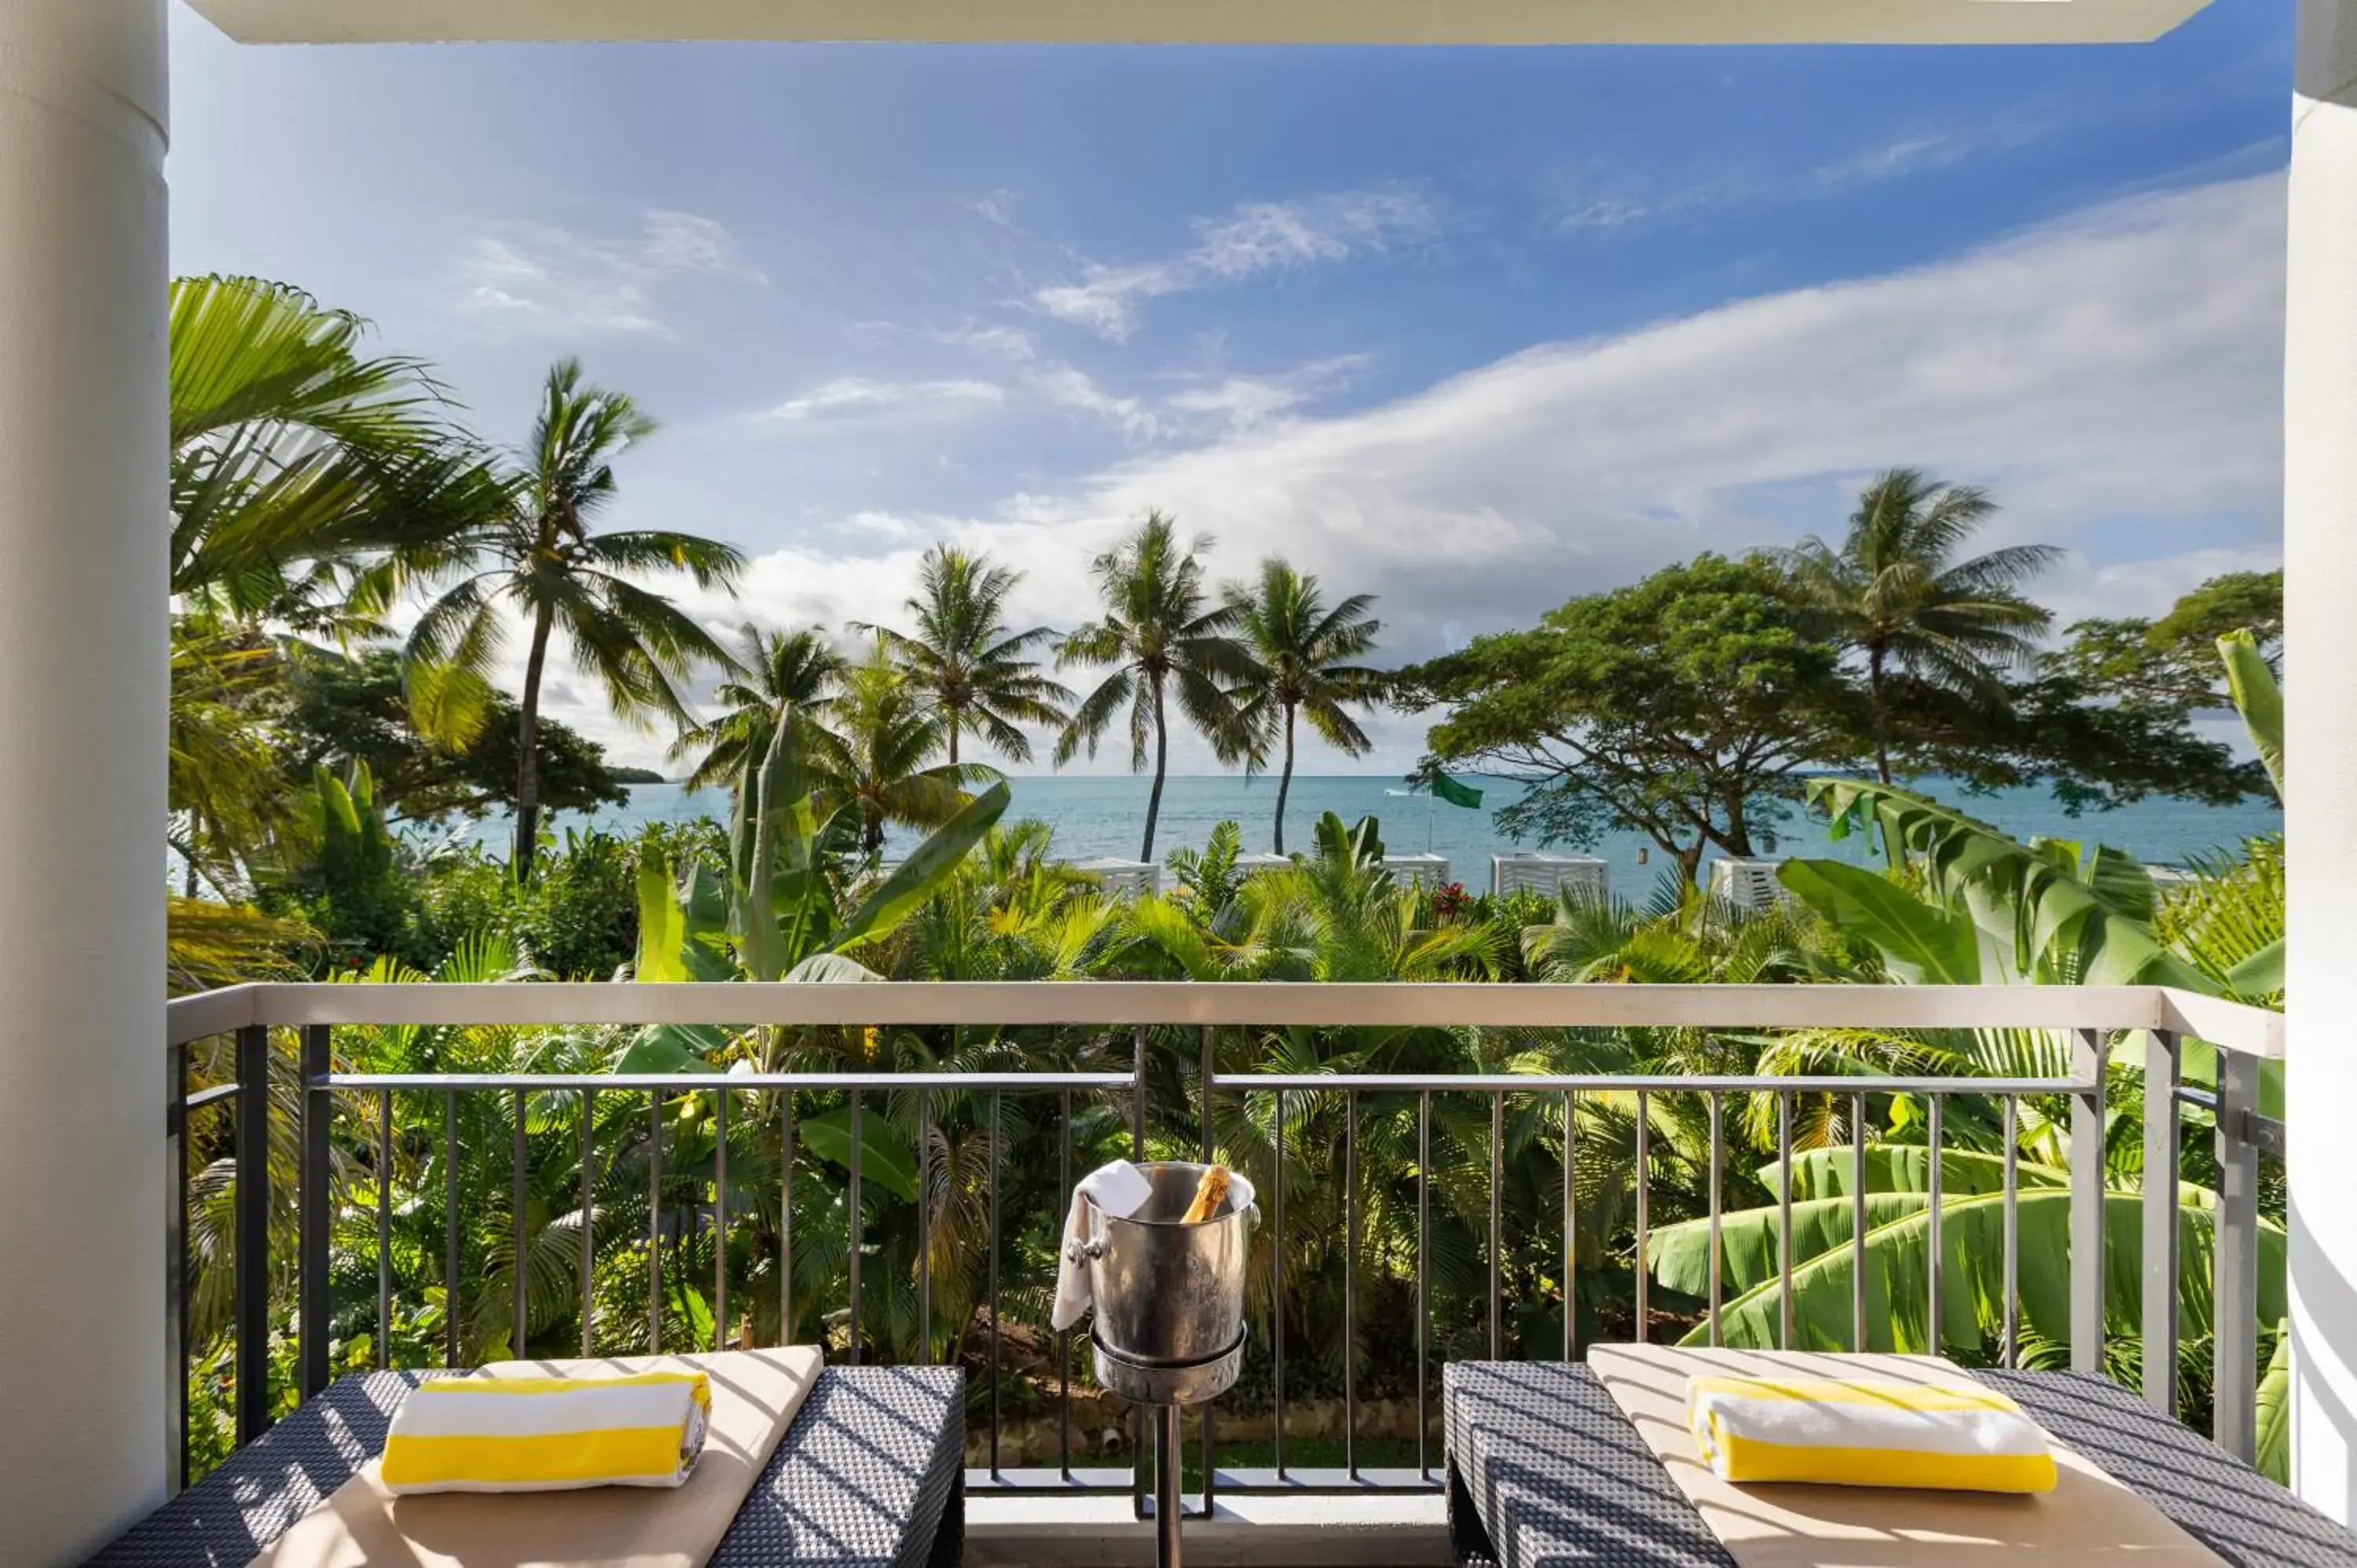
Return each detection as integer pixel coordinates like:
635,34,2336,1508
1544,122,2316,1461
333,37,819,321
1431,774,1483,809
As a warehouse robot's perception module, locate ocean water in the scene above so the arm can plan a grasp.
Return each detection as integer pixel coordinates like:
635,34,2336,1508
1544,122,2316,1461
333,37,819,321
438,774,2283,888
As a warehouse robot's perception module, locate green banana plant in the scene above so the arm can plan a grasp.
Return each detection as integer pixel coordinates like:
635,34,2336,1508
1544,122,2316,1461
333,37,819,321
620,701,1010,1073
1644,1145,2286,1368
1780,779,2210,991
2205,628,2283,997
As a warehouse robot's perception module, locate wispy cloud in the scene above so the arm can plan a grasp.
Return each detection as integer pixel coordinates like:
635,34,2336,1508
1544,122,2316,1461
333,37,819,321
1027,365,1160,439
1558,108,2073,233
1166,353,1374,434
452,209,762,337
1036,189,1436,341
764,377,1006,422
937,322,1039,361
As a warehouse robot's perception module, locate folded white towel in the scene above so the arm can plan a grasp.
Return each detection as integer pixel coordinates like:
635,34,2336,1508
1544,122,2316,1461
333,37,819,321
1050,1160,1154,1332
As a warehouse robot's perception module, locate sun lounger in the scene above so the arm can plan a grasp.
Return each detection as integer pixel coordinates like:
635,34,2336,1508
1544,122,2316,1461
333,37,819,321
1444,1360,2357,1567
80,1365,964,1568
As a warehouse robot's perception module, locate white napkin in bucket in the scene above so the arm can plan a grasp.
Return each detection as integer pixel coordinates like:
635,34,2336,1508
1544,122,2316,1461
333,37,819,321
1050,1160,1154,1331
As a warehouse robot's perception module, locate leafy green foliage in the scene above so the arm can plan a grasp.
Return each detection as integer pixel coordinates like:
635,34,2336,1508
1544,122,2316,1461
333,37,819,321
1406,553,1860,885
280,648,626,821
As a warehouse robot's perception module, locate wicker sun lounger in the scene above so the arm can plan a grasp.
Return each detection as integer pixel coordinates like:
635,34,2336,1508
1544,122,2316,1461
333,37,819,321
81,1365,965,1568
1445,1361,2357,1568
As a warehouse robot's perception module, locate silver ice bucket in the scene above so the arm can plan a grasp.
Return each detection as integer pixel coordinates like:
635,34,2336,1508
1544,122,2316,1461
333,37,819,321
1070,1161,1258,1367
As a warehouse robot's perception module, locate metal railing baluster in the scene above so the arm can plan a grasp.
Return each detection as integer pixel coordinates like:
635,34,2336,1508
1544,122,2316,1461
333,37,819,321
1777,1091,1794,1351
1345,1089,1358,1480
988,1089,1001,1478
1927,1094,1945,1353
779,1088,792,1344
848,1089,863,1365
233,1024,269,1445
713,1085,728,1350
1417,1089,1431,1482
1058,1087,1072,1482
299,1025,331,1398
1563,1090,1576,1361
1851,1090,1868,1352
1490,1092,1504,1358
511,1087,526,1357
2003,1097,2021,1368
649,1090,663,1352
2070,1029,2109,1374
2143,1031,2180,1414
2215,1046,2261,1462
580,1088,596,1357
918,1088,931,1366
384,1086,398,1369
1273,1087,1286,1480
1634,1090,1650,1344
1707,1092,1723,1348
1200,1025,1216,1515
445,1091,460,1370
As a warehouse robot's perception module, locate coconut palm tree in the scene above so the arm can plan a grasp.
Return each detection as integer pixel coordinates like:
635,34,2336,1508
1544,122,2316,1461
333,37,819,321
405,359,743,879
1781,470,2060,782
1055,512,1257,861
822,642,992,856
852,545,1072,768
1222,558,1387,854
669,625,847,793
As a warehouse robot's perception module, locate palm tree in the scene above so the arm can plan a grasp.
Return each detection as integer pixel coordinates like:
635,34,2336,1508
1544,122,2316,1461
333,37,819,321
852,545,1072,768
405,359,743,878
822,642,992,855
669,625,847,793
1054,512,1256,862
1223,559,1387,854
1781,470,2060,782
169,275,507,636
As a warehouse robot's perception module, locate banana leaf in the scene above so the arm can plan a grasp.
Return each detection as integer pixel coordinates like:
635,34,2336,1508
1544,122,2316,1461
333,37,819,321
1761,1144,2069,1200
832,782,1011,954
2256,1318,2292,1483
1659,1185,2285,1356
797,1106,919,1201
2220,630,2283,801
1776,859,1979,984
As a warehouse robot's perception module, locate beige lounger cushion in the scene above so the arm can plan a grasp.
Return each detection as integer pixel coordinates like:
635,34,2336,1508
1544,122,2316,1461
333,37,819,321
249,1346,823,1568
1589,1344,2225,1566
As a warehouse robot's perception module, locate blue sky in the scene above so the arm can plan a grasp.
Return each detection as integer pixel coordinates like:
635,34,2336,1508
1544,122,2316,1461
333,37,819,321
167,3,2293,772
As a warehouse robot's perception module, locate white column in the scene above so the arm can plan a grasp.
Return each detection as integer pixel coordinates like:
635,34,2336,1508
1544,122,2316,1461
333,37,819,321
0,2,170,1563
2288,0,2357,1526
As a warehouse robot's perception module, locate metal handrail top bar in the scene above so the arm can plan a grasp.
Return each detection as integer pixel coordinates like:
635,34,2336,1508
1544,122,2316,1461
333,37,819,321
167,980,2282,1054
326,1071,1131,1091
1211,1072,2095,1095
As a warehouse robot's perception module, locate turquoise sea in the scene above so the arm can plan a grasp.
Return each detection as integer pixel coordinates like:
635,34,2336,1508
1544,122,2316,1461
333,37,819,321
439,775,2283,888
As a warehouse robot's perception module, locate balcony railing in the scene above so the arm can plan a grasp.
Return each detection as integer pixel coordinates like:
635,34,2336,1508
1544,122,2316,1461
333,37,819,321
163,980,2285,1515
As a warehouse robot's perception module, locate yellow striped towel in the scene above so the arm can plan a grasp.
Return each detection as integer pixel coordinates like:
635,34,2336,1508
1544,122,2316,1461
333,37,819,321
1685,1375,2058,1494
380,1371,712,1495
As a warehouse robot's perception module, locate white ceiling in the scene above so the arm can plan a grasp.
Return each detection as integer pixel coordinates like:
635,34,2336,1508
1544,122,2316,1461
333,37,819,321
184,0,2212,46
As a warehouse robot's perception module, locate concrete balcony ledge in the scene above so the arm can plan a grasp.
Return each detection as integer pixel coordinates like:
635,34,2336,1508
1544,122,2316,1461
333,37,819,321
965,1491,1450,1566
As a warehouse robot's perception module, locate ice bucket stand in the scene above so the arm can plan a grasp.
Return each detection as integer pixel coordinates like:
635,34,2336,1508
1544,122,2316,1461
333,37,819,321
1092,1329,1244,1568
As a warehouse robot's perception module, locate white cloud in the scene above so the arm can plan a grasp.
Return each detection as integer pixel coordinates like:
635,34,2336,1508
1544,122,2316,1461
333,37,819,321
1559,108,2071,233
1166,353,1373,434
764,377,1005,422
1027,364,1160,439
1036,189,1437,341
450,209,761,338
553,174,2286,773
937,322,1038,361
